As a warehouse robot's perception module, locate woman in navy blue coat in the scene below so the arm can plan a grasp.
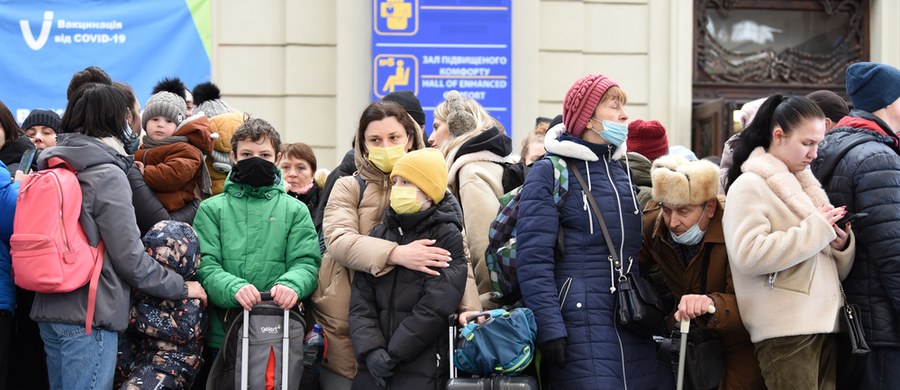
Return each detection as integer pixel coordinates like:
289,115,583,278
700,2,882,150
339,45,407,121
516,74,656,389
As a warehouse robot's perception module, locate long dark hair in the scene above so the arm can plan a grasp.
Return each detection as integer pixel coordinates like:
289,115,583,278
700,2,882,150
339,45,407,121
356,101,424,156
726,94,825,193
60,84,128,139
0,100,22,148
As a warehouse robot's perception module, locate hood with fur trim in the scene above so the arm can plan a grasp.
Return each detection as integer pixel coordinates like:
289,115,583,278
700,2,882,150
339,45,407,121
543,122,628,161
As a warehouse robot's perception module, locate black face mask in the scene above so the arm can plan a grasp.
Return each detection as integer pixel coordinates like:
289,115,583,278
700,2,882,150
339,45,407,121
230,157,278,187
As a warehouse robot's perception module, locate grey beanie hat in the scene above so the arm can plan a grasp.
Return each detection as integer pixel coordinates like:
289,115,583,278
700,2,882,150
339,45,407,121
196,99,234,118
142,91,187,130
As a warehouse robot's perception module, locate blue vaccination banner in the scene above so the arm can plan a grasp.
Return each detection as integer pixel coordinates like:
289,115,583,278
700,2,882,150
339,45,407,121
0,0,212,123
371,0,512,135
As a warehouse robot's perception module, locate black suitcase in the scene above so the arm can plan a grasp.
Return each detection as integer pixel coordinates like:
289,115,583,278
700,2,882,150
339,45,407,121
446,315,539,390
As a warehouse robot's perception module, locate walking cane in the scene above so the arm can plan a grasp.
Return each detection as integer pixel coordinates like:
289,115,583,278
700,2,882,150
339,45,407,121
676,305,716,390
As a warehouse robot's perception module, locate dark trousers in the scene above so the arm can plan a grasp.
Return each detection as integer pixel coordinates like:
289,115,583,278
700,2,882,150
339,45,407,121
7,289,48,390
755,333,836,390
847,346,900,390
0,310,11,390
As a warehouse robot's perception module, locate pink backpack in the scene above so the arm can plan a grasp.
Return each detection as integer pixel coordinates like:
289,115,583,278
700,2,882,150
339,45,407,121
10,157,105,334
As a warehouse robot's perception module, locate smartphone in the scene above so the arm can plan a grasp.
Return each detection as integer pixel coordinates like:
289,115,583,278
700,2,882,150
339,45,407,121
837,212,867,226
17,148,36,174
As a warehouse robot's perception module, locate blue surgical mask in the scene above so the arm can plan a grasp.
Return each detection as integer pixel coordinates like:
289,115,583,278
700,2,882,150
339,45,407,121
592,120,628,147
122,124,140,155
669,205,708,246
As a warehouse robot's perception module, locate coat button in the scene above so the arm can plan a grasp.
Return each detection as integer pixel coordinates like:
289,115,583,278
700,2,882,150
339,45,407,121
576,302,582,308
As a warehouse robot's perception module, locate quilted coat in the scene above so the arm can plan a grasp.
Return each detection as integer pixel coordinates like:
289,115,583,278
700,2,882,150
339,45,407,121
516,124,657,389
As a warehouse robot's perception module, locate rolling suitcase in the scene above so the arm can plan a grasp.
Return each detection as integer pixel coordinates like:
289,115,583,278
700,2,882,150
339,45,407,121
446,314,539,390
207,291,306,390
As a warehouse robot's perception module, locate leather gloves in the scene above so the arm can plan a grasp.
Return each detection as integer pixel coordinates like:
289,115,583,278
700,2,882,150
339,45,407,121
541,337,567,366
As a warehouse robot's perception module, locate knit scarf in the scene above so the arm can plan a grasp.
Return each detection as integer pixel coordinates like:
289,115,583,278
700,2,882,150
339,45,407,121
141,135,213,197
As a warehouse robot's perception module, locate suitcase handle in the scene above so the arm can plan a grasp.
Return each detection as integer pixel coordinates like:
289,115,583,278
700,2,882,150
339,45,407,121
260,291,274,302
449,314,458,379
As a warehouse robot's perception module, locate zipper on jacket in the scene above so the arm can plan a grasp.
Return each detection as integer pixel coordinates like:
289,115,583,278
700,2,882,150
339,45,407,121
582,191,594,235
767,272,777,289
602,159,627,265
558,277,573,310
613,323,629,389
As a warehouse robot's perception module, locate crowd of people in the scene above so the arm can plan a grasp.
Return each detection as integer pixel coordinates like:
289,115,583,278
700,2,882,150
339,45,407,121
0,61,898,390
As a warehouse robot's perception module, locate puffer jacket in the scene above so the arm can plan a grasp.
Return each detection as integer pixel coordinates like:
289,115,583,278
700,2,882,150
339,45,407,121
640,197,765,390
0,135,36,173
117,221,207,389
193,174,322,349
812,110,900,347
29,133,187,332
134,114,214,212
626,151,653,211
446,127,513,309
516,124,657,389
0,161,16,314
313,130,481,379
350,199,467,390
206,112,243,197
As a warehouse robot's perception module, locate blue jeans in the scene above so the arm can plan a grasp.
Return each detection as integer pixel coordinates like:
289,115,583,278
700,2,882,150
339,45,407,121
39,322,117,390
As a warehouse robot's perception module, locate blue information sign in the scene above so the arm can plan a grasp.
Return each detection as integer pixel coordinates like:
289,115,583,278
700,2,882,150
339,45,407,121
0,0,211,123
371,0,512,135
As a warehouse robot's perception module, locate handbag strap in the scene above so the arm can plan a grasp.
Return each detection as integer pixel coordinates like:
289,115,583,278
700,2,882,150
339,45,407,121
567,160,623,270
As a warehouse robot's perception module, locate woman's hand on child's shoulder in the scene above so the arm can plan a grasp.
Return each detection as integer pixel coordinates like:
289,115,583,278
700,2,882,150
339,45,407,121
185,281,208,307
387,239,452,276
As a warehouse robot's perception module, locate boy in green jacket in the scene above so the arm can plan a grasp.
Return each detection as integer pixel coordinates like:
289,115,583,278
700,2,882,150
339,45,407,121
192,117,321,371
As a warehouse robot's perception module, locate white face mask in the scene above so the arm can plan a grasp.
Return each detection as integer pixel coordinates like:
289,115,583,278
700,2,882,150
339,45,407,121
669,204,708,246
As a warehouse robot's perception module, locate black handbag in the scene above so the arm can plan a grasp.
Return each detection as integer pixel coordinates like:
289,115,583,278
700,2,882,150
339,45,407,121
569,162,667,338
840,285,870,355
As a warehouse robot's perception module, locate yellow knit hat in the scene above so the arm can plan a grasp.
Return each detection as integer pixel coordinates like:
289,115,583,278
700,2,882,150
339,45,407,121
391,148,448,204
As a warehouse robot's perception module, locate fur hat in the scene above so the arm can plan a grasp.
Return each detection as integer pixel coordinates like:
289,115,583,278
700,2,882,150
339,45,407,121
651,155,719,206
193,81,235,118
391,148,448,204
445,90,477,137
141,221,200,279
627,119,668,160
563,74,619,138
142,91,187,130
383,90,425,127
22,109,61,133
846,62,900,113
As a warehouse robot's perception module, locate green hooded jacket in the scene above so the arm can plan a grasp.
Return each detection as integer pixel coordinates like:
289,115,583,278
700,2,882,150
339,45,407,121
194,176,322,348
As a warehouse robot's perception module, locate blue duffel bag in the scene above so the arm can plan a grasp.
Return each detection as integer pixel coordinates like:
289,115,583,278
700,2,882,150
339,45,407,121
453,308,538,376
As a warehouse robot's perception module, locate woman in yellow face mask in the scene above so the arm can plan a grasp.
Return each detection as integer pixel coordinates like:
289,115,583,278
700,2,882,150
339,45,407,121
310,101,482,388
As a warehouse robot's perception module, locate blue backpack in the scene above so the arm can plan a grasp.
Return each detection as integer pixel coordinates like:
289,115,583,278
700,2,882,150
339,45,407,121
485,156,569,306
453,308,538,375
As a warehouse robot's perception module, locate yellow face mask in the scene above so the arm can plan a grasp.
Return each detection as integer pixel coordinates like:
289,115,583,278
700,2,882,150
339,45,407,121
390,185,425,214
368,144,406,173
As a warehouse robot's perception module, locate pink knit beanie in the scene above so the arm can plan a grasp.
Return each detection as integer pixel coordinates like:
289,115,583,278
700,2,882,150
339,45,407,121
563,74,619,138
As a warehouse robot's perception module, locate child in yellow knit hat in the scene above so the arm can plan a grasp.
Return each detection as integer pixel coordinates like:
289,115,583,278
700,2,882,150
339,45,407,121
348,148,468,388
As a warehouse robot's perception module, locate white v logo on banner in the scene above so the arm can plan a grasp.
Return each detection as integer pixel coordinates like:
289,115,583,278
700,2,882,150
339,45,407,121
20,11,53,51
